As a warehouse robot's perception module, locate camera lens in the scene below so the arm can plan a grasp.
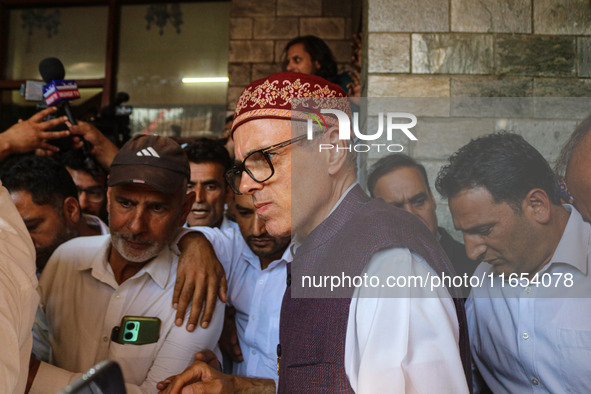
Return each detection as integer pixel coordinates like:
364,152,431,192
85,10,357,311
126,322,135,330
124,332,133,340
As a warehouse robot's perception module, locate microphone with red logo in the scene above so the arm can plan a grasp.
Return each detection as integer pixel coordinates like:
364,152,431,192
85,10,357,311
38,57,96,170
39,57,80,125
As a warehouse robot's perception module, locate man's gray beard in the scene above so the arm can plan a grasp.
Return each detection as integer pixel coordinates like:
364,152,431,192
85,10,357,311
111,232,164,263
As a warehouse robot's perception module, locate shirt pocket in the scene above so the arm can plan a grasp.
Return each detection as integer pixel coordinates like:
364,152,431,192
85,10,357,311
109,341,159,385
557,328,591,393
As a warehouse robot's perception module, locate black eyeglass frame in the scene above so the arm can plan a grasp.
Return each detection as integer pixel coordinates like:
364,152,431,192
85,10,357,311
225,134,307,195
76,186,107,203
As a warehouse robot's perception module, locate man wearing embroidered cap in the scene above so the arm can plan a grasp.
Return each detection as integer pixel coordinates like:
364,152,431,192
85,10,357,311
28,135,224,393
160,73,470,393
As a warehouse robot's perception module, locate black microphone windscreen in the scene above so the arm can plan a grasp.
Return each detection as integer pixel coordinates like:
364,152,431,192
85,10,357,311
114,92,130,106
39,57,65,82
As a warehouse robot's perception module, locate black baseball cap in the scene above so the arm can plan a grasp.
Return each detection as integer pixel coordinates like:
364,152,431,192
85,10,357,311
108,134,190,194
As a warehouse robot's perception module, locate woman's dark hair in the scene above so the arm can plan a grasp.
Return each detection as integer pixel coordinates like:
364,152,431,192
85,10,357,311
283,35,338,82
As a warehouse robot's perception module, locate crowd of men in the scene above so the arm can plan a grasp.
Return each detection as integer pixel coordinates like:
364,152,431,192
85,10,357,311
1,70,590,394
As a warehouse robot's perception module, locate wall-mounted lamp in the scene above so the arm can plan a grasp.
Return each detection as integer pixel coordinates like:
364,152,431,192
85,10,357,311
182,77,229,83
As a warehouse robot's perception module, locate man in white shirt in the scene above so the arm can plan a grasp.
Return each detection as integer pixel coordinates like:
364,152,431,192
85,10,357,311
436,132,591,393
0,182,38,394
28,135,223,394
193,192,290,381
1,154,222,333
159,73,469,393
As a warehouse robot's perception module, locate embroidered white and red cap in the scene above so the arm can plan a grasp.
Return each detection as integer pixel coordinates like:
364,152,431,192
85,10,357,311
231,72,350,136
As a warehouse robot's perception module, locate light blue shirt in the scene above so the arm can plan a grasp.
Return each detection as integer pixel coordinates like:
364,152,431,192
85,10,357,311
467,205,591,393
193,226,290,382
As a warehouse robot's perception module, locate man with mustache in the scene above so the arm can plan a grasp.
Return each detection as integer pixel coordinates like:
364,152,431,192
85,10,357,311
159,72,470,393
436,132,591,393
28,135,224,393
190,192,290,381
183,138,236,230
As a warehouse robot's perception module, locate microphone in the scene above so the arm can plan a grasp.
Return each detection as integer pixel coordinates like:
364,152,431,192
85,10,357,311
39,57,80,125
39,57,96,171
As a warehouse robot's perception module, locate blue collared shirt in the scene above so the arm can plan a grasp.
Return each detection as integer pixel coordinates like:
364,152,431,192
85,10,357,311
467,205,591,393
193,226,291,383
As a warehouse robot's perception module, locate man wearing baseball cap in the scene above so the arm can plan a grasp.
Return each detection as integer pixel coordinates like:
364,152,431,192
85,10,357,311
159,73,470,393
29,135,224,393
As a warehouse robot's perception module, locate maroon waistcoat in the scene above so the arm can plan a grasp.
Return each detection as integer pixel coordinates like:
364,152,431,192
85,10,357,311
278,185,471,393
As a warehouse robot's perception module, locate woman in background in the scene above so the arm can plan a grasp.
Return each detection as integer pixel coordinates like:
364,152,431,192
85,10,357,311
283,35,359,96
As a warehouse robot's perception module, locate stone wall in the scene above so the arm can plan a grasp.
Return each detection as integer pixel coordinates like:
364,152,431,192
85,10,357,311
225,0,591,237
364,0,591,234
226,0,360,111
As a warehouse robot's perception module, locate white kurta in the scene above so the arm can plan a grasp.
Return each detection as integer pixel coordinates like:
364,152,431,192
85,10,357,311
0,182,39,394
31,235,224,394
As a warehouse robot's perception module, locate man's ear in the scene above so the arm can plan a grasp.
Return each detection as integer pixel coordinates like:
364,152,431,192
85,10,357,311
325,126,350,176
523,188,551,224
62,196,81,225
180,191,196,226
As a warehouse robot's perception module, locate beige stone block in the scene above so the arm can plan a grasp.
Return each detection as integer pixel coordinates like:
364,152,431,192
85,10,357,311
368,0,448,32
253,17,299,39
252,63,282,80
450,78,535,117
534,78,591,97
495,35,575,77
327,40,353,63
231,0,275,17
368,33,410,73
412,34,493,74
533,80,591,118
412,118,496,160
228,63,252,86
274,40,290,64
227,86,247,111
344,17,353,38
499,119,579,163
534,0,591,34
229,40,275,63
230,18,253,39
368,75,450,97
579,37,591,78
451,0,531,33
324,0,353,17
300,17,346,39
451,77,533,97
277,0,322,16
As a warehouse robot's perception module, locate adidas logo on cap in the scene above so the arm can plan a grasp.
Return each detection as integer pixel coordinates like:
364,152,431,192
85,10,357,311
136,147,160,158
108,134,190,194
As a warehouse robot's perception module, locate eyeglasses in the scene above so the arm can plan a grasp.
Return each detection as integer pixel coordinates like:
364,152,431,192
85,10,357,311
77,186,106,203
225,135,307,195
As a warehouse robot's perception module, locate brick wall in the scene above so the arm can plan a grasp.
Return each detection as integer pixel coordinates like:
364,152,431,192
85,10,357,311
227,0,359,110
